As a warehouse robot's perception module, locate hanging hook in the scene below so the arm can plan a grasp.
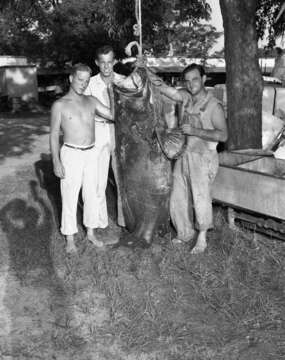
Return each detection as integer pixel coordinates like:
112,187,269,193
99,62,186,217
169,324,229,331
125,41,141,57
125,0,143,61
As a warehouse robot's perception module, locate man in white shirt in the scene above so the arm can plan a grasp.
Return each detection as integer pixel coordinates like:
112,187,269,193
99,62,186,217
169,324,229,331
84,45,125,243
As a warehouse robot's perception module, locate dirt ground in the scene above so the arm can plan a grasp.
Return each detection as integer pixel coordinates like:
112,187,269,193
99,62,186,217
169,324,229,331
0,114,285,360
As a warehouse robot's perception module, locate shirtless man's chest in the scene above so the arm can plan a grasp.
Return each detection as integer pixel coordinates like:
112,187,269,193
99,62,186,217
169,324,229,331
60,97,96,146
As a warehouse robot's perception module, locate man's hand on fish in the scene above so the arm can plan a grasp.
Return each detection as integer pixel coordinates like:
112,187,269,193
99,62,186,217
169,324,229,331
113,72,144,90
147,69,163,85
136,55,147,67
181,123,199,136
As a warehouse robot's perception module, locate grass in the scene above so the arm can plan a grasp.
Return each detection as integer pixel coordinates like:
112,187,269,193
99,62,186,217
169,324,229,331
49,209,285,360
0,122,284,359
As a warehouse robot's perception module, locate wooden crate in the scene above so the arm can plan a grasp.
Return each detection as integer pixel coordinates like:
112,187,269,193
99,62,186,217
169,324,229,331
213,152,285,221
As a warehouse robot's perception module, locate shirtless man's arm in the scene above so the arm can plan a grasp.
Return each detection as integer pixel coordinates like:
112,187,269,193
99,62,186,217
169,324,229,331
50,101,65,179
89,84,115,121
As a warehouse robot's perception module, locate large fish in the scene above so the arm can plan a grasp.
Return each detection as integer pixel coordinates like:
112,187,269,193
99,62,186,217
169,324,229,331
113,66,185,247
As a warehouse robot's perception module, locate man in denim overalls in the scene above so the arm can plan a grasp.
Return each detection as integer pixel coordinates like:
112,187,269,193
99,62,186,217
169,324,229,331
149,64,228,253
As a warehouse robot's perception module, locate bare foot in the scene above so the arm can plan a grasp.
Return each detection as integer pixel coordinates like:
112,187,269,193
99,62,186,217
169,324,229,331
103,235,119,246
66,235,77,254
191,232,207,254
172,238,185,245
100,227,119,245
87,230,104,248
172,231,195,245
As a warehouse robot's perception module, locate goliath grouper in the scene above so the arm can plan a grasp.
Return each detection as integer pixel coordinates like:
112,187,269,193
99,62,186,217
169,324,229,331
113,66,186,247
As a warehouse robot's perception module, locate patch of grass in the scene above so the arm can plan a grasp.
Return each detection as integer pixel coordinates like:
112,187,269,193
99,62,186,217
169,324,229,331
3,164,284,359
52,209,285,359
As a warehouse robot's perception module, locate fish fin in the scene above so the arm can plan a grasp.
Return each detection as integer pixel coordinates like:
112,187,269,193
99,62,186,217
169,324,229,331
155,127,186,160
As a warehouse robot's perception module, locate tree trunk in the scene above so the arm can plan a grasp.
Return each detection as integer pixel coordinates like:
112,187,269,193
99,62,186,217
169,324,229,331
219,0,263,150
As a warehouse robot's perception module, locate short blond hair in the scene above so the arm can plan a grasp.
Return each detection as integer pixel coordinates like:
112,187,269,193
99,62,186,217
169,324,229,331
71,63,92,76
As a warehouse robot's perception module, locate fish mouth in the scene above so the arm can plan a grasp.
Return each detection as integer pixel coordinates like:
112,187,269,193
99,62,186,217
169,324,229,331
114,69,147,97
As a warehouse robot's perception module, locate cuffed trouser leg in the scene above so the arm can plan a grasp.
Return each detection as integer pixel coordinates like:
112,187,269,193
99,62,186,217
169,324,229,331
81,147,99,229
170,154,195,241
93,122,113,228
92,144,110,228
93,122,125,228
188,151,219,231
60,146,84,235
110,122,125,227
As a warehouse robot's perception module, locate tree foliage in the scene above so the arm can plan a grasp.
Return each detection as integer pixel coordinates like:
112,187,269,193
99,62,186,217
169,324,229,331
0,0,220,66
256,0,285,48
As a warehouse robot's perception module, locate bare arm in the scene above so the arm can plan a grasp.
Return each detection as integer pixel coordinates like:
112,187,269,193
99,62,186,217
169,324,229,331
147,70,184,103
50,101,65,178
182,103,228,142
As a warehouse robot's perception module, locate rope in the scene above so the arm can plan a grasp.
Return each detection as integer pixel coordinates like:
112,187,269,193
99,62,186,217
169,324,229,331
125,0,143,58
135,0,142,57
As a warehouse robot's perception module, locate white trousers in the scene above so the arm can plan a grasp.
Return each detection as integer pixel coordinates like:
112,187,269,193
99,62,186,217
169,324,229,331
94,122,125,228
60,145,98,235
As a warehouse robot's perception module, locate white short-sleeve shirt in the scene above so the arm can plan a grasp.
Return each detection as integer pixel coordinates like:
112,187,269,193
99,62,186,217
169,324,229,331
84,72,125,122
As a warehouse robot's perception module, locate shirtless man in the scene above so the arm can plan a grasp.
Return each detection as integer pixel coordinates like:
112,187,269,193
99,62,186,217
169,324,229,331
50,63,114,253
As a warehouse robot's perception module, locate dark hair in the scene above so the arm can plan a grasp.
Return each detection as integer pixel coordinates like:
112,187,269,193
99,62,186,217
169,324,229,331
182,63,206,78
70,63,92,76
96,45,115,59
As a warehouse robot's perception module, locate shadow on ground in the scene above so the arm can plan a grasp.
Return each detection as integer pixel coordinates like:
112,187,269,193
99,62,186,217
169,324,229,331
34,153,62,228
0,181,55,281
0,114,49,161
0,181,83,358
